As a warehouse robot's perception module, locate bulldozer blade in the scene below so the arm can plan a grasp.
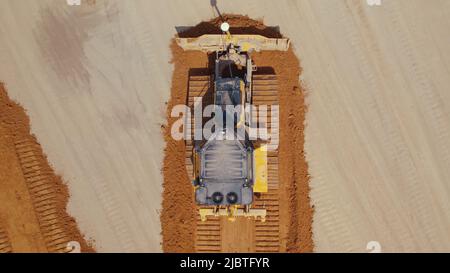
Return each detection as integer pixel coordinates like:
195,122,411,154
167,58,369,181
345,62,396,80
176,34,290,52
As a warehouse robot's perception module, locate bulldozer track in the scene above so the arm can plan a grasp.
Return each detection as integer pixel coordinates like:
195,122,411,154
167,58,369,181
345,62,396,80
186,73,281,252
13,138,71,253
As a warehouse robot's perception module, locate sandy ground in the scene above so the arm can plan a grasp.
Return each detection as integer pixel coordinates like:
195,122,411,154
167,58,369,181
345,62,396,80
293,0,450,252
221,218,254,252
1,0,449,252
0,83,92,253
0,0,170,252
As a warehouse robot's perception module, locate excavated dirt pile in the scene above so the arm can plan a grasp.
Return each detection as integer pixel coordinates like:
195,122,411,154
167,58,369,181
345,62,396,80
161,15,313,252
0,83,93,253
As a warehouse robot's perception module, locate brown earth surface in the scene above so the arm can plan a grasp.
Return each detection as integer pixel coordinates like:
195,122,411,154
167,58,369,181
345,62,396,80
0,83,93,253
161,15,313,252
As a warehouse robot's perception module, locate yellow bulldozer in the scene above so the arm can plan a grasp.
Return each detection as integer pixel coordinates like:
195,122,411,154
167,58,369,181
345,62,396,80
177,22,289,222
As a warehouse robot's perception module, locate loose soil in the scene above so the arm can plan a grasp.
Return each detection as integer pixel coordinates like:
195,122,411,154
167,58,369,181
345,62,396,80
161,15,313,252
0,82,93,253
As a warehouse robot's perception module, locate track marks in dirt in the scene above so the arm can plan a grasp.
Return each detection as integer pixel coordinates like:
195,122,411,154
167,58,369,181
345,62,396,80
161,15,313,252
252,48,314,252
0,224,12,253
0,82,93,253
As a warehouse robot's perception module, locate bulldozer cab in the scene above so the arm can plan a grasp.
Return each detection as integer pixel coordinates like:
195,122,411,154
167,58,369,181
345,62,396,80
194,50,253,208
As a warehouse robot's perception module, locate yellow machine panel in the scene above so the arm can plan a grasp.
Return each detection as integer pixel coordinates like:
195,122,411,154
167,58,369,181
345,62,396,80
254,144,268,193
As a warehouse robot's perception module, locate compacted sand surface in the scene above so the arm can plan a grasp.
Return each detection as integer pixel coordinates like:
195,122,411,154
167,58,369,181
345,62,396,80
1,0,449,252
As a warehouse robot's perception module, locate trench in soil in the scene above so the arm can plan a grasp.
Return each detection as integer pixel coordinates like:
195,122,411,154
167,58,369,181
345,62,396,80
161,15,313,253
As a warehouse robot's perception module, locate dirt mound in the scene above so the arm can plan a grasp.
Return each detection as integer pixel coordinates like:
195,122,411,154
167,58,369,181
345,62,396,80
178,14,282,38
252,50,313,252
161,15,313,252
160,42,206,252
0,82,94,253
